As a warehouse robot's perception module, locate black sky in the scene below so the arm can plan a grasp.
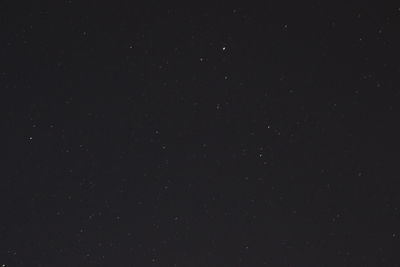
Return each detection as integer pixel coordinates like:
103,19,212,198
2,2,400,266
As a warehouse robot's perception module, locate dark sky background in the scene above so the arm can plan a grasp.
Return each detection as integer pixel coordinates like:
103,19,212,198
2,2,400,266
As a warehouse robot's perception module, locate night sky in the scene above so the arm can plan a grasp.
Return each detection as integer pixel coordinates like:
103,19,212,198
2,2,400,266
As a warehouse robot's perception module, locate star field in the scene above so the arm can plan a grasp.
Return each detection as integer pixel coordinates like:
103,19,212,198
2,2,400,266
